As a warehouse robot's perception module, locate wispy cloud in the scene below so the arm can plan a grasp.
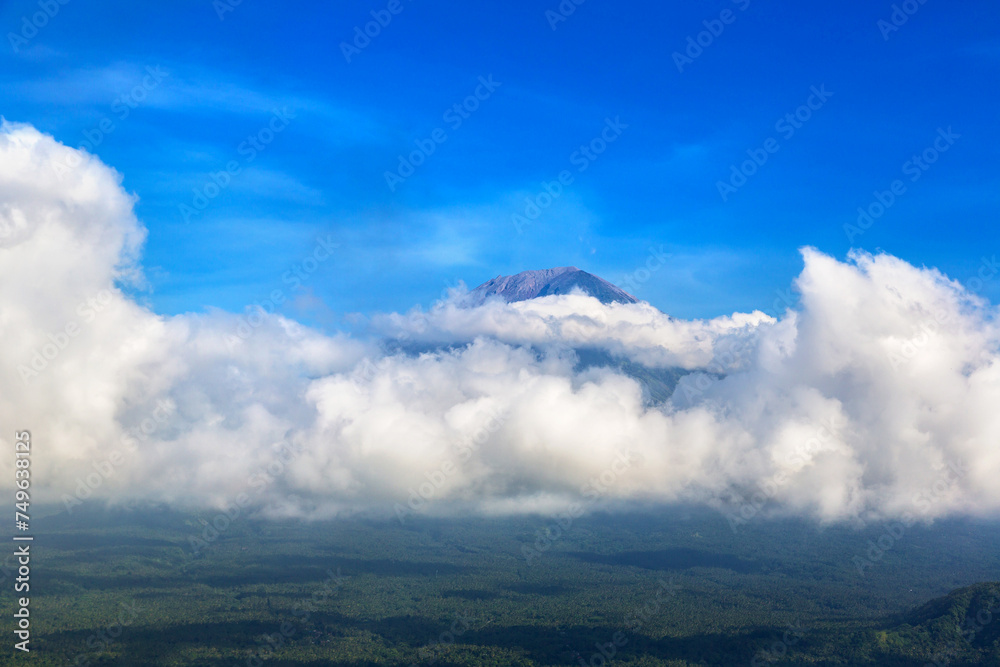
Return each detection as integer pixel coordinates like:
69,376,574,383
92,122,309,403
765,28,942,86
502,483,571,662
8,61,383,140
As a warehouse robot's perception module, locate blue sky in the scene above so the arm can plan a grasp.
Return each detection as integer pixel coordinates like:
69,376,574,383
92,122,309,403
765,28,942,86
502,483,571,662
2,0,998,324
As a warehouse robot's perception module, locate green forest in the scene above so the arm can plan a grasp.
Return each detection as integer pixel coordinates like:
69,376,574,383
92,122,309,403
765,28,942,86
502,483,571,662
2,504,999,666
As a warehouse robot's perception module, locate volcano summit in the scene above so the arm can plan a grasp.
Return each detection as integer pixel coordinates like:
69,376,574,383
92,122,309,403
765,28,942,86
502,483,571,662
466,267,637,306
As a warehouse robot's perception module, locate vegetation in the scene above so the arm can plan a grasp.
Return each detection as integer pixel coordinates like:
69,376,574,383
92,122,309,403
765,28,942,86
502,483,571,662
2,504,999,665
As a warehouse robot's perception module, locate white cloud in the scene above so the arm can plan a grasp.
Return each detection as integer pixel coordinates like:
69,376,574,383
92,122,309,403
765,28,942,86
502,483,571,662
2,122,999,525
372,292,772,370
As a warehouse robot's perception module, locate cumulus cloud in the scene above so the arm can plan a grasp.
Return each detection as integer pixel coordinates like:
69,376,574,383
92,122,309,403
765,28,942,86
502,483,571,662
2,121,999,525
371,290,772,370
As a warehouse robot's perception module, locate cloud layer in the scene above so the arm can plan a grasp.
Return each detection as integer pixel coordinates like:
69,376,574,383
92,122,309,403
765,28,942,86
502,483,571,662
2,122,999,524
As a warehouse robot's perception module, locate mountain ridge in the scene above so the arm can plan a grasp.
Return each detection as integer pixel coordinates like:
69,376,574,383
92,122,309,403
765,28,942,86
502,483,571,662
466,266,637,306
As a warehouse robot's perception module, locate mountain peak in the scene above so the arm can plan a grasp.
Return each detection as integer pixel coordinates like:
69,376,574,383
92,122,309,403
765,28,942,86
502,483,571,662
467,267,637,305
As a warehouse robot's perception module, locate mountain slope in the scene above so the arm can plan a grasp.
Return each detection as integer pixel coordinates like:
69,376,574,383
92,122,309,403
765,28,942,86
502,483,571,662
844,582,1000,666
892,582,1000,650
467,267,637,305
